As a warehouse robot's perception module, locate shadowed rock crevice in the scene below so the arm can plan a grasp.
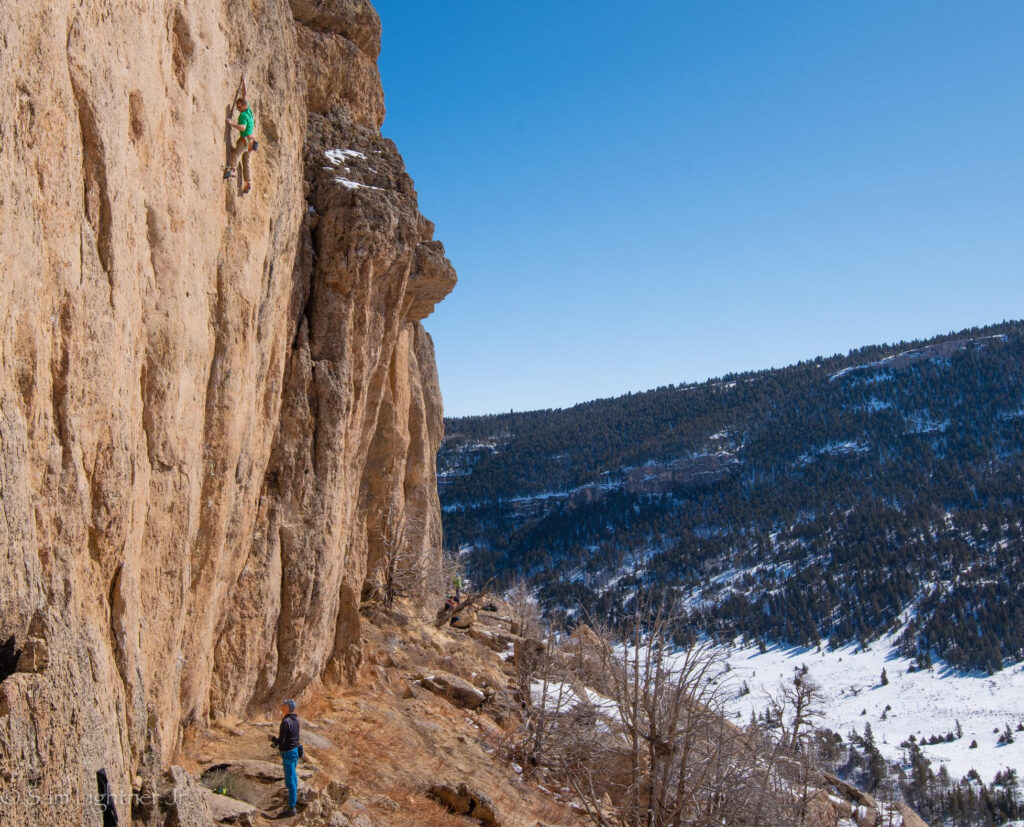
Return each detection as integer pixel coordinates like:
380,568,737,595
67,32,114,288
0,635,21,683
170,8,195,90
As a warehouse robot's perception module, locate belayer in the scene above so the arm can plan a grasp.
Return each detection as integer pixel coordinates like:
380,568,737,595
268,698,303,818
224,95,257,194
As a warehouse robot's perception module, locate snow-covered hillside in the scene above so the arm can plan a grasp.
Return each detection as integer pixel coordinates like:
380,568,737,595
445,324,1024,684
724,636,1024,783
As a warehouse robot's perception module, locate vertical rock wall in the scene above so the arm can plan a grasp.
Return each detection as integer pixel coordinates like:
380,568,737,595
0,0,455,821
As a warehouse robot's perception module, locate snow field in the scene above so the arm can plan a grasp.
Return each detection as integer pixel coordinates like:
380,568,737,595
723,635,1024,783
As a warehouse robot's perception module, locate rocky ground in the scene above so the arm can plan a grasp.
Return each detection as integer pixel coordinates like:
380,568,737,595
146,597,928,827
163,600,576,826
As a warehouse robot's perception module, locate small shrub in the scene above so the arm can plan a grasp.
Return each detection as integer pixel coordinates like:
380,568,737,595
199,767,263,805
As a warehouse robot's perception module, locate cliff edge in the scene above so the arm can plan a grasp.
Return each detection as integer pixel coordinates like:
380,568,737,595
0,0,455,821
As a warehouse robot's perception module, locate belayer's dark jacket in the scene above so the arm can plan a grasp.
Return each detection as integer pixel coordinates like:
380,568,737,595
278,713,301,752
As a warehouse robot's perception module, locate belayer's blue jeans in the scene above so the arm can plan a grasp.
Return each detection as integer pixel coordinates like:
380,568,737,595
281,747,299,809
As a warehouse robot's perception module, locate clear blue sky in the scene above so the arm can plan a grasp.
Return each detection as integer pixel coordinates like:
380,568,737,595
372,1,1024,417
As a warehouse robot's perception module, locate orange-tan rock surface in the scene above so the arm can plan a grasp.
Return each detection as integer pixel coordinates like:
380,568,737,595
0,0,454,822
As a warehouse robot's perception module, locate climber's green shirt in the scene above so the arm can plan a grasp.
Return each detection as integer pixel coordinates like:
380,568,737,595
237,107,254,137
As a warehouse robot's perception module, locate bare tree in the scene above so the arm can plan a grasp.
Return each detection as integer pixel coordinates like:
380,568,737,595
512,622,573,776
507,578,543,641
513,594,798,826
762,667,827,824
369,485,437,608
787,669,824,753
426,546,459,607
586,598,774,825
767,666,824,753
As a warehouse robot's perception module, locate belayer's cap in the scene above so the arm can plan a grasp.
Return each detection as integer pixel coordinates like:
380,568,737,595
283,699,296,712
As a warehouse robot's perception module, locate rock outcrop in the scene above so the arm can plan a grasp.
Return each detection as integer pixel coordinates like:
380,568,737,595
0,0,455,822
419,671,488,710
428,782,503,827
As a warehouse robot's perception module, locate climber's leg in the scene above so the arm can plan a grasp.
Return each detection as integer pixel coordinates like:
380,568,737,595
241,144,251,189
226,135,247,178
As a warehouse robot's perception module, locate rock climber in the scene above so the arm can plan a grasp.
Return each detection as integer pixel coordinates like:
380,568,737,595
224,96,256,194
268,698,302,818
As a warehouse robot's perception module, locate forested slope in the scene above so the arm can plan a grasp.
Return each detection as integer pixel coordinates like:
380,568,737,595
441,321,1024,672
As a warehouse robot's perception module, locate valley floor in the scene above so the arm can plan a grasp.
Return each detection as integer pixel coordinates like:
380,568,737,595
724,635,1024,783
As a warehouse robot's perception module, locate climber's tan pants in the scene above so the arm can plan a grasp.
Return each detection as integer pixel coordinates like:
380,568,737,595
228,135,251,185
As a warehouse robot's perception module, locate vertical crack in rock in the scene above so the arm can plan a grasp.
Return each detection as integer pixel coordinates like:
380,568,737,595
49,301,72,471
170,8,195,90
68,23,114,304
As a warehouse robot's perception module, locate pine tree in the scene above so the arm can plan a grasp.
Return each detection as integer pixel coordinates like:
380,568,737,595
862,724,887,792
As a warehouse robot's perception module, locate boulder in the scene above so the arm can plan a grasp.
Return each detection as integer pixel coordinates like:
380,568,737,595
161,766,213,825
450,608,478,629
472,713,505,740
324,779,353,806
302,730,335,751
300,786,353,826
802,790,837,827
340,796,376,826
428,782,501,826
420,672,487,709
368,793,399,811
200,787,257,824
896,802,930,827
821,772,881,827
823,773,875,808
468,627,520,652
854,803,880,827
477,612,512,629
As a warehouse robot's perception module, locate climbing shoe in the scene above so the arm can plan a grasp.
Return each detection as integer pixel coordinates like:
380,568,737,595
242,182,251,195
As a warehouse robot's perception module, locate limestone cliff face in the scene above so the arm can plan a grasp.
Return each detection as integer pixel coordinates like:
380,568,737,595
0,0,455,821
